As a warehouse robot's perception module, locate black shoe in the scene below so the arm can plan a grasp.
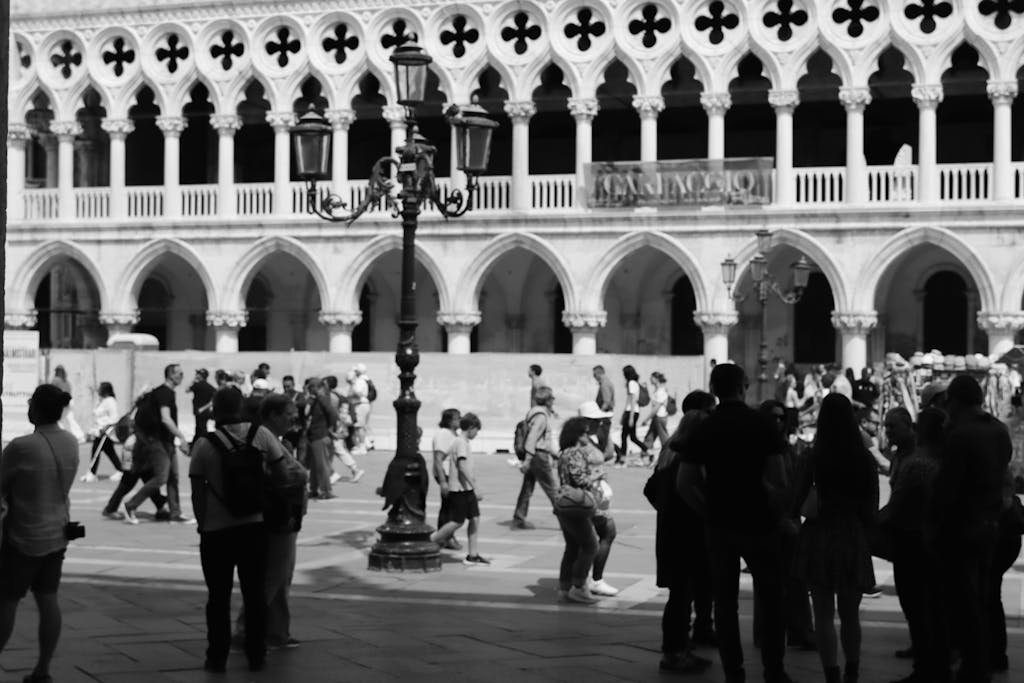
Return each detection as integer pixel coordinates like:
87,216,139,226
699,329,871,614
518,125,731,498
203,660,226,673
511,520,535,530
659,651,711,673
154,509,171,521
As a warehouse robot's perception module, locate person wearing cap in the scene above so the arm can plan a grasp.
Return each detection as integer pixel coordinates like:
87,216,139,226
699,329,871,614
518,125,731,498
928,375,1013,683
189,369,216,442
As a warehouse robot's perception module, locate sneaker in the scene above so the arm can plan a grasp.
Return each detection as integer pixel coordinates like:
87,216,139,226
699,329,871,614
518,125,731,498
589,579,619,596
863,586,883,599
170,515,197,525
101,509,125,521
123,505,139,525
463,554,491,566
566,586,600,604
329,472,342,484
511,520,535,530
109,471,123,482
154,509,171,521
506,458,521,467
80,472,97,483
351,469,365,483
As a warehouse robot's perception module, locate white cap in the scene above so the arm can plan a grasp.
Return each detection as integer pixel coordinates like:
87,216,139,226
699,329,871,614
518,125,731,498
252,378,271,391
354,363,367,375
578,401,613,420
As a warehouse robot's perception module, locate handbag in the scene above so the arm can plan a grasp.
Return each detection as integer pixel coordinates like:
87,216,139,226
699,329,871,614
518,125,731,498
553,486,596,519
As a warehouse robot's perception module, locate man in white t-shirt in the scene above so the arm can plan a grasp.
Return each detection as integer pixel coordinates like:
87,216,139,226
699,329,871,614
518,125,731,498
349,365,372,456
431,408,462,550
429,414,490,566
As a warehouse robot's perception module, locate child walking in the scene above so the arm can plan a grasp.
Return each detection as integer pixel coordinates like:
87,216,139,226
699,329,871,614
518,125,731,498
430,413,490,566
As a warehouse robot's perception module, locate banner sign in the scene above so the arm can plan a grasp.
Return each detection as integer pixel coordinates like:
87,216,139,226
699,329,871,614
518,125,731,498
2,330,41,443
584,158,774,209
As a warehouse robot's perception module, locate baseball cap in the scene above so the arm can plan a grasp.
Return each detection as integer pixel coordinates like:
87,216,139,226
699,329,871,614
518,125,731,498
252,378,271,391
578,401,613,419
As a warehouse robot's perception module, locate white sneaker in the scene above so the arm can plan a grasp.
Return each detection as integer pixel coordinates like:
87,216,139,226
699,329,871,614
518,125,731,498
109,471,123,482
80,472,97,483
329,472,342,484
351,469,365,483
123,505,139,525
589,579,619,597
566,586,600,604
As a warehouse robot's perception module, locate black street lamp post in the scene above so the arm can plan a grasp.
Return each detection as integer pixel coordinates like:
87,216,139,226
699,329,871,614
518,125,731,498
293,43,497,571
721,230,811,403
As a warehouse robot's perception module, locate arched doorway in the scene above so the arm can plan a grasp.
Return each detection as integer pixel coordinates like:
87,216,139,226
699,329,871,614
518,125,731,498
793,272,836,363
239,253,325,351
923,271,969,354
33,258,103,348
131,253,210,350
351,251,442,352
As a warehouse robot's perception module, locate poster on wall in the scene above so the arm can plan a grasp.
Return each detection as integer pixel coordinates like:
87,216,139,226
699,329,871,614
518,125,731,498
2,330,41,443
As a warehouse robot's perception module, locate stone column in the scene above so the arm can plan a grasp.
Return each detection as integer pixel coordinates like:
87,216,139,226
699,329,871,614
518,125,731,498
382,105,407,159
568,97,599,208
205,311,247,353
632,95,665,162
988,80,1017,201
768,89,799,206
505,314,525,352
700,92,731,160
695,311,738,365
318,311,363,353
562,311,607,356
839,87,871,204
503,101,536,211
7,123,31,220
266,112,296,216
325,109,355,197
101,118,134,219
210,114,241,218
50,121,81,220
42,134,58,188
4,311,38,330
98,311,140,338
831,312,878,374
155,116,187,218
437,311,482,355
977,312,1024,358
911,84,943,203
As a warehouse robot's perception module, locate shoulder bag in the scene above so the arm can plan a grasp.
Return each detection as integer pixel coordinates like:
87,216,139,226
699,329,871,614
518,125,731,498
553,486,596,519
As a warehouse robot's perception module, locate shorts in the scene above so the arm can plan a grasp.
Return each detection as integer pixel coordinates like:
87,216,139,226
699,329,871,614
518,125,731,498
353,403,371,429
446,490,480,525
0,543,66,599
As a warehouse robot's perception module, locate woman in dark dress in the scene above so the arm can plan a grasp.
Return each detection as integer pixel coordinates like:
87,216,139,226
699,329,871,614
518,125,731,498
795,393,879,683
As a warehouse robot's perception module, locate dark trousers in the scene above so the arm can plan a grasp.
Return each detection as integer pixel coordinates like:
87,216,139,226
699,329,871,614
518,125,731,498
90,435,123,474
193,410,211,442
307,437,333,497
200,523,268,666
662,585,694,654
513,452,558,523
707,526,787,682
990,527,1022,666
754,525,813,643
661,522,714,653
893,534,944,678
616,412,646,463
643,416,670,452
103,468,163,514
555,511,598,589
125,438,180,516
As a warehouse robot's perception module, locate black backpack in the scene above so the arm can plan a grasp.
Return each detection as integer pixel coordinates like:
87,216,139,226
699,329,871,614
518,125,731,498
132,390,162,438
513,412,543,461
366,379,378,403
638,383,651,408
206,424,266,517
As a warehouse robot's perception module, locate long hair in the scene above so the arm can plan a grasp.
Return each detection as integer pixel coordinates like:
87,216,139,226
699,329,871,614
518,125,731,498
811,393,875,494
98,381,115,398
623,365,639,382
659,409,710,470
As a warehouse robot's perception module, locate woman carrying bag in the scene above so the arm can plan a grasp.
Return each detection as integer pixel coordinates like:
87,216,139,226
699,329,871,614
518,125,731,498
553,416,603,605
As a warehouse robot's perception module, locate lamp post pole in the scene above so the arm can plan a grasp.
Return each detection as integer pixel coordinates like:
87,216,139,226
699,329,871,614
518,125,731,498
757,282,770,404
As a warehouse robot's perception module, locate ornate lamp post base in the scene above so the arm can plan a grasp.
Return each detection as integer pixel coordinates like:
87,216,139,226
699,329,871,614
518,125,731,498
367,519,442,572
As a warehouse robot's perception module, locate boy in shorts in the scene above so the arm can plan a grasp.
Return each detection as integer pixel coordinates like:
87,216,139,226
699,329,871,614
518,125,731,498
429,413,490,566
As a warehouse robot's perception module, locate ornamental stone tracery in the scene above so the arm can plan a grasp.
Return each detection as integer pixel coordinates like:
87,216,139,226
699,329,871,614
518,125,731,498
830,312,879,334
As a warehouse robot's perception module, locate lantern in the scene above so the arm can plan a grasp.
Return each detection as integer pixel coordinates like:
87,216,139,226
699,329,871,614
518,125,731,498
756,229,772,255
451,102,498,175
792,255,812,291
720,257,737,290
750,253,767,284
390,43,432,107
291,109,331,181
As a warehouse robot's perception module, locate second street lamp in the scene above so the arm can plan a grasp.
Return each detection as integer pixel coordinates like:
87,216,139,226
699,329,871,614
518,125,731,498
293,43,496,571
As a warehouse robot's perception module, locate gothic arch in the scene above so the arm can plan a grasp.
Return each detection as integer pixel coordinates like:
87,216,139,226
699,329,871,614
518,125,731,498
9,240,109,312
584,231,710,312
334,233,452,312
456,232,577,312
1004,259,1024,312
222,236,330,311
114,238,217,311
854,226,998,313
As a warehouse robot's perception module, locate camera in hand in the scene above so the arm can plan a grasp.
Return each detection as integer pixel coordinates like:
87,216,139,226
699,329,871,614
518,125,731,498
64,521,86,541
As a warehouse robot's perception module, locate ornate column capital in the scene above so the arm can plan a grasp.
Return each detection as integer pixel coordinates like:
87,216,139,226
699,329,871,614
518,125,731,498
209,114,242,135
205,311,248,328
437,311,482,333
318,310,363,329
100,118,135,140
98,311,141,327
381,105,407,127
767,89,800,113
567,97,600,122
325,108,357,130
265,111,296,132
8,123,32,146
987,80,1019,105
5,311,38,329
976,311,1024,333
700,92,732,116
561,310,607,330
911,84,944,110
49,120,82,141
503,100,536,122
694,310,739,334
830,311,879,335
155,115,189,137
632,95,665,119
838,87,872,113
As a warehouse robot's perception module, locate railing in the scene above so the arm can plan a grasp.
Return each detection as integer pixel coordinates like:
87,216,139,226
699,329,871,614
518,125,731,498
939,162,991,202
868,166,917,202
126,186,164,218
74,187,110,219
794,167,845,204
23,188,59,220
532,173,575,209
181,184,218,217
236,182,274,216
474,175,511,211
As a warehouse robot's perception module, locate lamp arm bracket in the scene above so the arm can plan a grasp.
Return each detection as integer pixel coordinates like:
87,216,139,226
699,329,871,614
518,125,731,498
306,156,399,224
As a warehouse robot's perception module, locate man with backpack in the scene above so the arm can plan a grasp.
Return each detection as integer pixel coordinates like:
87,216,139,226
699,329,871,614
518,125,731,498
189,388,294,672
512,386,559,530
349,365,375,456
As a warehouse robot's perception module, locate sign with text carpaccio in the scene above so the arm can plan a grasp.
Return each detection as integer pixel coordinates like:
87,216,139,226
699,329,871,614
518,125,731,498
2,330,41,444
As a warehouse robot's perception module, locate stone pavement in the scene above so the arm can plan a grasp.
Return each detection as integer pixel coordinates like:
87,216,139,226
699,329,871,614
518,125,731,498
2,446,1023,682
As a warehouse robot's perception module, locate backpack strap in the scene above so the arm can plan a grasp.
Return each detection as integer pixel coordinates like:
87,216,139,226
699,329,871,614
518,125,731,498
203,424,262,506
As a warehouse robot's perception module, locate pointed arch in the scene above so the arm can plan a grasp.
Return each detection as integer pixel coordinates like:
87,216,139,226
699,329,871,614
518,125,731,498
9,240,109,312
1004,258,1024,312
456,232,577,312
585,231,710,312
854,226,998,313
12,79,58,122
222,236,330,312
334,233,452,312
59,77,106,120
521,55,581,100
114,238,216,311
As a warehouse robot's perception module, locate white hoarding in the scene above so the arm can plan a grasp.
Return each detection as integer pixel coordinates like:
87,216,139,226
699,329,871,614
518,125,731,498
2,330,41,443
